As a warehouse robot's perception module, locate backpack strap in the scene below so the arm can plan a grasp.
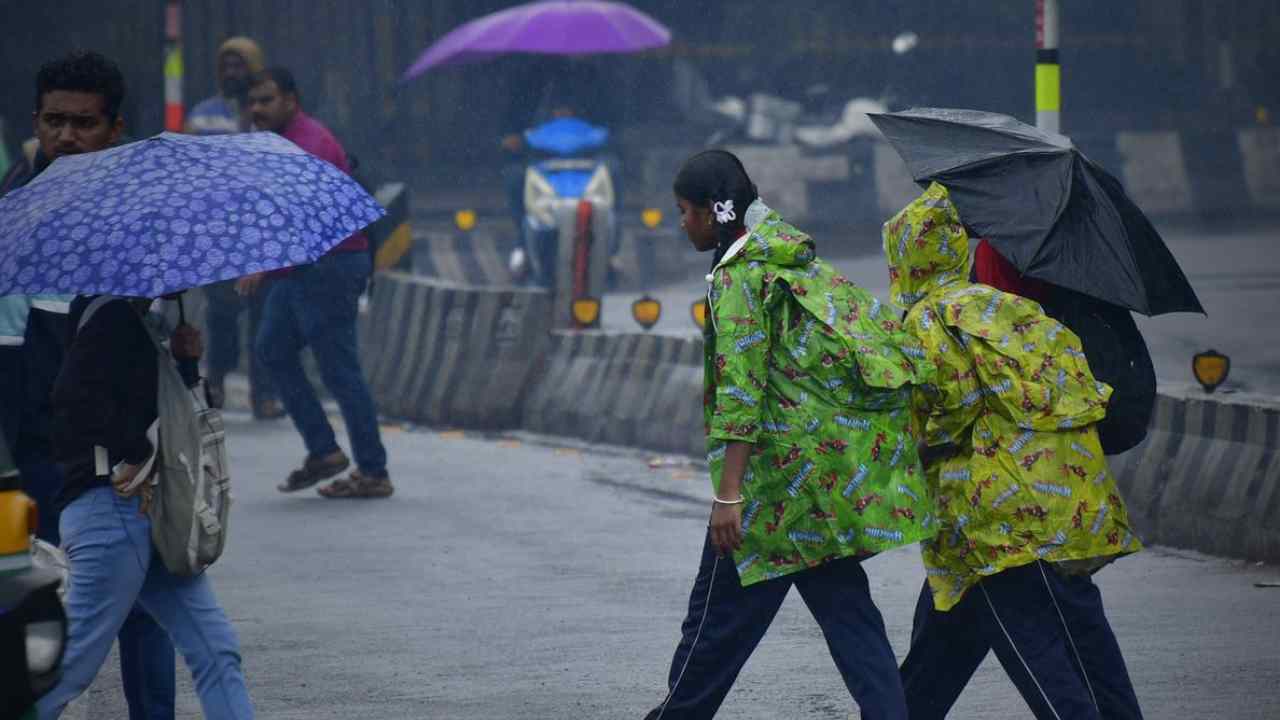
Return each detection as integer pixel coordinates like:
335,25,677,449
76,295,118,335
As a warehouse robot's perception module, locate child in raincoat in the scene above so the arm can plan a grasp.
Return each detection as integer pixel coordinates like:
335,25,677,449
645,150,933,720
886,183,1144,720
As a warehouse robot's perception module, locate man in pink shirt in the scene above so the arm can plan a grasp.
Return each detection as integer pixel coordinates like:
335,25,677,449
236,68,391,499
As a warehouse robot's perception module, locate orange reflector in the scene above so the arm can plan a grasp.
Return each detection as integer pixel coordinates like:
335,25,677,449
454,209,477,232
691,299,709,330
572,297,601,328
1192,350,1230,393
0,490,37,559
632,295,662,330
641,208,663,229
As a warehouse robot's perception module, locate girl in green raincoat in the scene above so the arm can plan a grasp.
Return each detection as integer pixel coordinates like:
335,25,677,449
886,182,1145,720
645,150,933,720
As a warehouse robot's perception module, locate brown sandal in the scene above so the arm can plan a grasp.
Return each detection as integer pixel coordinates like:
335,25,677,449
317,471,394,499
278,451,350,493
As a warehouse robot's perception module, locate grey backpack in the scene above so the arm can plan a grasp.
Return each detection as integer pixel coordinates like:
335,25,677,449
79,296,231,576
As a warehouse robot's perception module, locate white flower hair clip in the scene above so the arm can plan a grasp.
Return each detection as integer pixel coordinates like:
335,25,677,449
712,199,736,224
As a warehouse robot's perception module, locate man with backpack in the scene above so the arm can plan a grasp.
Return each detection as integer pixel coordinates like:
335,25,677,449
38,291,255,720
22,51,255,720
4,50,183,720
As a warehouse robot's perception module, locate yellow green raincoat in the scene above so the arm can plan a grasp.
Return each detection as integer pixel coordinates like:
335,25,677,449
706,204,935,586
883,183,1141,611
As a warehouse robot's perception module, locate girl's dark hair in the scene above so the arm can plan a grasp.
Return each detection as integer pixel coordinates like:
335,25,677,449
674,149,759,267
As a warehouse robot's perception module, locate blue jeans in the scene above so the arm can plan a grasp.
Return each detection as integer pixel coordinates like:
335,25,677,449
119,608,176,720
900,562,1143,720
651,534,907,719
256,252,387,476
19,462,176,720
36,487,253,720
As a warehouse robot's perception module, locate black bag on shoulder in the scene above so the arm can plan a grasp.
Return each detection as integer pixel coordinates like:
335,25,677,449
1042,288,1156,455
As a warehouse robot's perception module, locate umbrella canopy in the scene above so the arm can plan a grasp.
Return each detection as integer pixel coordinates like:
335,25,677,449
0,131,383,298
403,0,670,79
869,108,1203,316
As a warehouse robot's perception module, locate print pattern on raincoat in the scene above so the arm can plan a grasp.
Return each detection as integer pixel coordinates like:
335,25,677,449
705,206,935,587
884,182,1141,611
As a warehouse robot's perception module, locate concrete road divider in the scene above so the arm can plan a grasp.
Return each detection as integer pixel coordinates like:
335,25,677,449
521,331,704,456
1110,385,1280,563
1237,127,1280,210
362,272,551,429
412,226,516,287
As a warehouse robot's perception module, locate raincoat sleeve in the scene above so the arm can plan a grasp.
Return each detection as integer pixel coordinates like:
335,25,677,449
905,303,982,447
850,302,934,393
707,264,769,444
949,291,1111,432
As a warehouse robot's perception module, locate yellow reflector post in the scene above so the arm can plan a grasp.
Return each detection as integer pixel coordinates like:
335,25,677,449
1035,63,1061,112
454,209,477,232
632,295,662,330
1192,349,1230,393
641,208,663,229
691,299,708,330
572,297,601,328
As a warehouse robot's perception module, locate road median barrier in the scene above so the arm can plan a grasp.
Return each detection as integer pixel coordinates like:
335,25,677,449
520,331,704,456
1111,384,1280,563
362,272,551,429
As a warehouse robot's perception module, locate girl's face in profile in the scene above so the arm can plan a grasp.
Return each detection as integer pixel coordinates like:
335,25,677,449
677,196,718,252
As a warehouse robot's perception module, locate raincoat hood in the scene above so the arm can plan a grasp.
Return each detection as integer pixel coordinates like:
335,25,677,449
883,182,971,310
218,36,266,74
713,201,816,272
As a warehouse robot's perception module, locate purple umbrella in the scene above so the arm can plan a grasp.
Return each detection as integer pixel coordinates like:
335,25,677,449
403,0,670,79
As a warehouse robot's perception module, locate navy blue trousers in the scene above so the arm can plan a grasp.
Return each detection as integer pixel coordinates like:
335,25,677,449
649,534,907,719
900,561,1143,720
205,279,276,403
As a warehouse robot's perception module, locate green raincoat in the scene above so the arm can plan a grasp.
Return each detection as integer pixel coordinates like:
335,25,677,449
884,183,1141,611
705,204,935,586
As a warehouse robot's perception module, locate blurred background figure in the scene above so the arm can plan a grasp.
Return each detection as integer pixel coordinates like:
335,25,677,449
186,36,284,419
240,67,393,500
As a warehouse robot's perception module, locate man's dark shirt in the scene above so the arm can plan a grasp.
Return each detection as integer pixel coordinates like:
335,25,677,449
51,297,198,510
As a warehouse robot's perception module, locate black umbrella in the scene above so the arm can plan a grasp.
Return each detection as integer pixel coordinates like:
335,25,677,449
868,107,1204,316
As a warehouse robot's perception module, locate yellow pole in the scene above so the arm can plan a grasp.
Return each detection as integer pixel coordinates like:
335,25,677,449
1036,0,1061,133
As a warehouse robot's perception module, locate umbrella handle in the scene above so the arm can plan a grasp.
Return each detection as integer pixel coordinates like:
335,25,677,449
178,295,186,326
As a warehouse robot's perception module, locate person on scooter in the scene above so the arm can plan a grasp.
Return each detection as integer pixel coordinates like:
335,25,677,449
499,63,622,286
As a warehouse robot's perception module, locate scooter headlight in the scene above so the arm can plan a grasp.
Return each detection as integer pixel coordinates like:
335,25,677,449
582,164,615,209
524,168,558,230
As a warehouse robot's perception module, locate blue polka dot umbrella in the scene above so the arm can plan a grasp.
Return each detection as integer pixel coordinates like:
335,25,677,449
0,131,384,298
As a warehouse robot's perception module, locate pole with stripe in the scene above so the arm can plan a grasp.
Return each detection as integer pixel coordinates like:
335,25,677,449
164,1,184,132
1035,0,1061,133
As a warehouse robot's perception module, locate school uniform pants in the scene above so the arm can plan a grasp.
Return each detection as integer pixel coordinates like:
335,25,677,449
900,561,1143,720
648,533,907,720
